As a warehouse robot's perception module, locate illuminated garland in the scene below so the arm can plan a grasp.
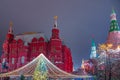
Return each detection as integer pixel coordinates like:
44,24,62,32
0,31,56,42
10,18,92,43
33,56,48,80
0,54,93,79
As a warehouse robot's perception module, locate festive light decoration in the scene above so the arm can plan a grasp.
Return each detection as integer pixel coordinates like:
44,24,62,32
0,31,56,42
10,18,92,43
96,9,120,80
0,54,93,79
33,55,48,80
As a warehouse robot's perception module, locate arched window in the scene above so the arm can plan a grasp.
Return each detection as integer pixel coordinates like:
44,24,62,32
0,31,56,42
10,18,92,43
52,46,56,53
2,58,5,63
32,47,36,53
39,46,43,52
12,58,15,64
21,56,25,64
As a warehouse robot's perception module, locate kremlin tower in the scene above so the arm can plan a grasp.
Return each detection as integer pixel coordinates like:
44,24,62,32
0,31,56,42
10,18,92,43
80,38,97,74
106,9,120,48
0,16,73,73
99,9,120,59
90,39,97,59
97,9,120,79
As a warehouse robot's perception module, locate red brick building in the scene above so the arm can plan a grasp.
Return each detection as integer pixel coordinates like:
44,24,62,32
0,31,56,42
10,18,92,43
0,17,73,73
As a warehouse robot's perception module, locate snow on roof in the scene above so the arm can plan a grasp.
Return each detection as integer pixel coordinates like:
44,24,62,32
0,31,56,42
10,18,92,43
14,32,48,45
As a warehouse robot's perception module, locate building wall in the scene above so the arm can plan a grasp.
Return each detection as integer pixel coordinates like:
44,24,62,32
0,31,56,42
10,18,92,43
0,27,73,73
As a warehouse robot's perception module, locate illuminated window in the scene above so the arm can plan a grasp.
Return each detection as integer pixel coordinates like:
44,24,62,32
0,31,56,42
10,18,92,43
39,46,43,52
2,58,5,63
12,58,15,64
111,27,113,29
21,56,25,64
32,47,36,53
18,46,23,52
92,47,96,50
25,49,28,52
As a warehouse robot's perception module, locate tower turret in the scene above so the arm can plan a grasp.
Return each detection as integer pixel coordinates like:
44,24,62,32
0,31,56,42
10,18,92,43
51,16,60,39
109,9,120,32
6,21,14,42
1,21,14,65
107,9,120,46
90,39,97,59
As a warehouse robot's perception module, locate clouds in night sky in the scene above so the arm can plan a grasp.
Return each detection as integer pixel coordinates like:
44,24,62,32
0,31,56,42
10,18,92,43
0,0,120,68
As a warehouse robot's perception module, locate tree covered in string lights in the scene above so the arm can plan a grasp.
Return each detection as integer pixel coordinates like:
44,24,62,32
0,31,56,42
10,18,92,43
33,58,48,80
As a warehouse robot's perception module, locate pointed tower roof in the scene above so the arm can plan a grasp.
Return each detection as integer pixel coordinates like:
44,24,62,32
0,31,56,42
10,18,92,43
8,21,13,34
109,9,120,32
51,16,60,39
90,38,97,59
91,39,95,46
53,16,58,28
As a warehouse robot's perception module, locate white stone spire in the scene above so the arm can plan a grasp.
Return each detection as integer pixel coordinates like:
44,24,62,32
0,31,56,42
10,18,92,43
8,21,13,34
54,16,58,28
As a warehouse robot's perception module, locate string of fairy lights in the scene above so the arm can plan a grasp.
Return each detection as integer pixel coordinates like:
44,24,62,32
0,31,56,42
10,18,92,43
0,53,93,79
99,43,120,60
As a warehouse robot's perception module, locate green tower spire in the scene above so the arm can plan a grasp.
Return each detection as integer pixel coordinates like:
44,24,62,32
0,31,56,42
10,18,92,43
91,39,95,46
109,9,120,32
90,38,97,59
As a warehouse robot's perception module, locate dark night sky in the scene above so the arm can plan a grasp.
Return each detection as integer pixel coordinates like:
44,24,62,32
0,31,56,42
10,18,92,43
0,0,120,69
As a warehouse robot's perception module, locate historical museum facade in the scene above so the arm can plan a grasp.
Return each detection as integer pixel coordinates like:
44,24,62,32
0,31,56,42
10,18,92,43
0,16,73,73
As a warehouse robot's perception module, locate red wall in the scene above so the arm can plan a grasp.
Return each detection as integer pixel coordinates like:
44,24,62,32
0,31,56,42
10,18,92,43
0,27,73,73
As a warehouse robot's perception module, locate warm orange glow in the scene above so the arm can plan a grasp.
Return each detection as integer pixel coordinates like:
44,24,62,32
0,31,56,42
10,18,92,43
54,16,58,20
9,21,13,27
99,44,107,50
107,43,113,48
99,43,113,51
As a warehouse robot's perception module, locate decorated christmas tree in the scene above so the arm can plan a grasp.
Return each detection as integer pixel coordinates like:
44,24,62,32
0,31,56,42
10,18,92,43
33,57,48,80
